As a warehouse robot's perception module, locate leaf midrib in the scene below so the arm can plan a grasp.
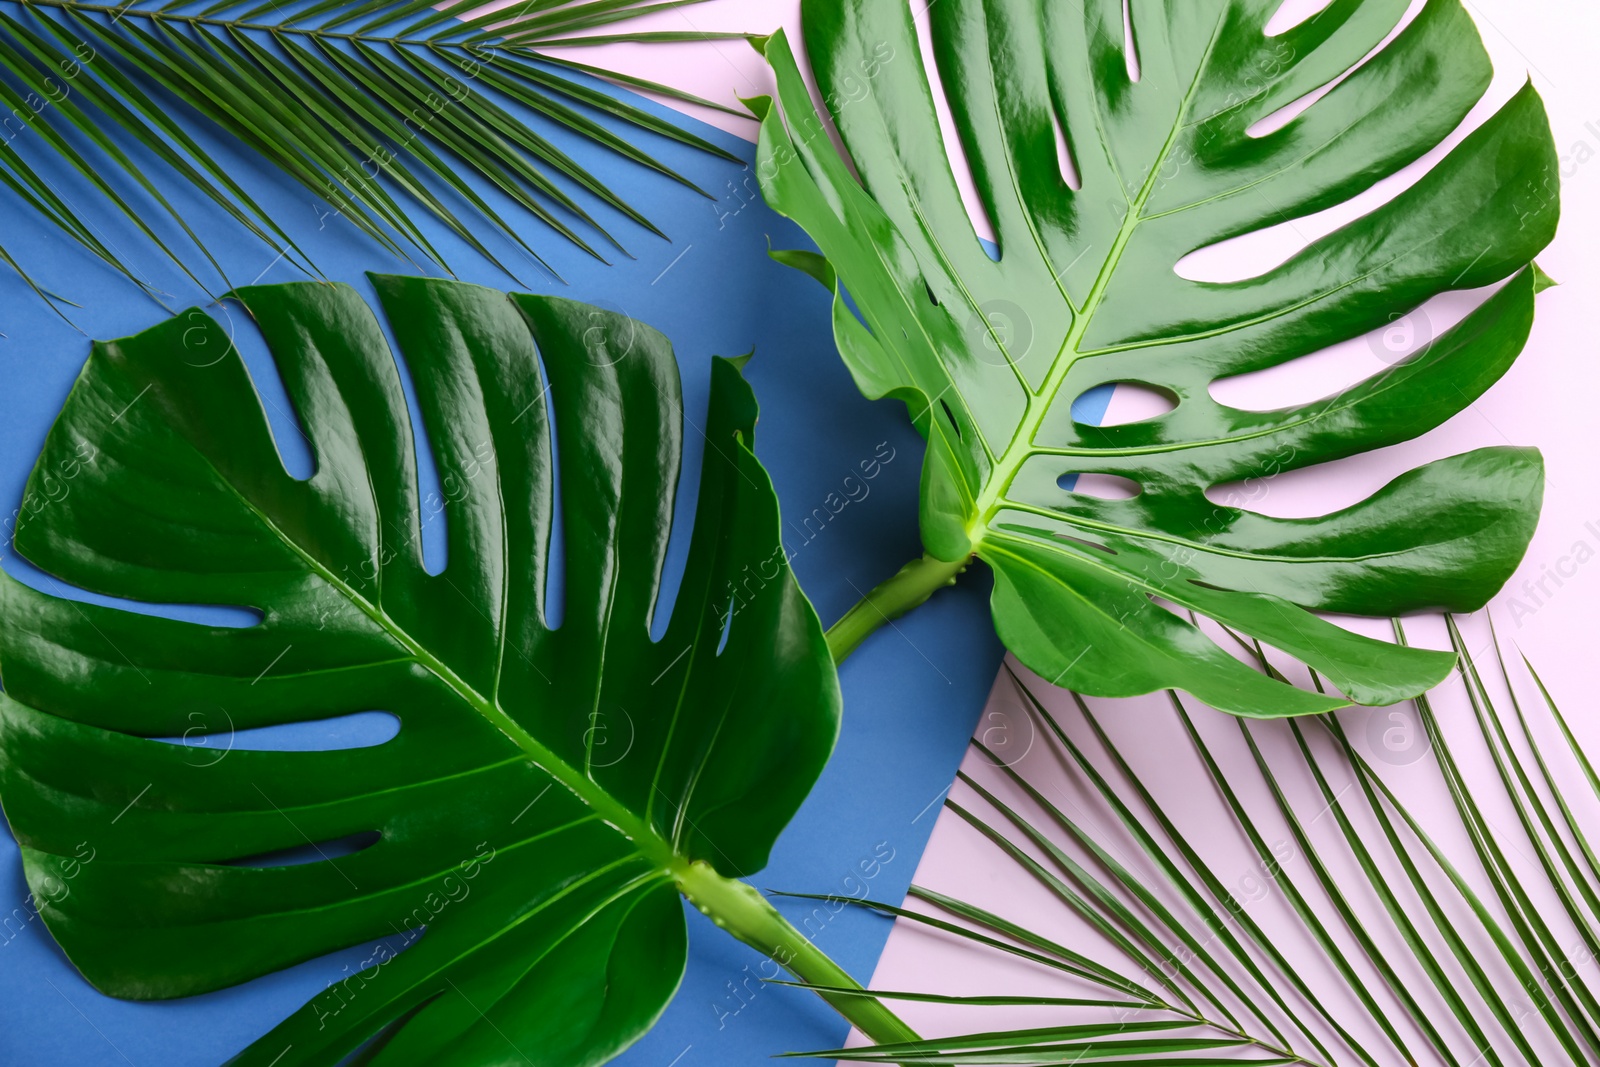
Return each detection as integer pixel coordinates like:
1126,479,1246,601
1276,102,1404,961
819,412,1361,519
966,14,1227,550
221,480,679,873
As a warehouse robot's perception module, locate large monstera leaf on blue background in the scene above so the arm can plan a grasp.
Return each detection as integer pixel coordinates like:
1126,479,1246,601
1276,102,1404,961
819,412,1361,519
756,0,1559,717
0,277,839,1064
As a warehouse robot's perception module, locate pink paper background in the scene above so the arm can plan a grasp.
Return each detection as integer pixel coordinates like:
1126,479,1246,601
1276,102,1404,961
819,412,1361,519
558,0,1599,1059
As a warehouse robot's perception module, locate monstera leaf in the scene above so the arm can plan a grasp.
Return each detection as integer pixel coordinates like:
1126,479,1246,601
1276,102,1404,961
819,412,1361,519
0,278,841,1064
754,0,1559,717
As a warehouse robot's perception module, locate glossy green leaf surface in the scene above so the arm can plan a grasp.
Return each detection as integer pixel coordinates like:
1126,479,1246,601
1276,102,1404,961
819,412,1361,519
0,278,840,1064
755,0,1560,717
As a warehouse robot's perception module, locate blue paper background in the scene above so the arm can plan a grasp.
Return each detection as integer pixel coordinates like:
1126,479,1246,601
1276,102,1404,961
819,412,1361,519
0,52,1107,1065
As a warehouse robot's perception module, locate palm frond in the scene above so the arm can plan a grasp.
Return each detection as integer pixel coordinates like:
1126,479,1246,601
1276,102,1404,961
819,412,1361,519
791,618,1600,1066
0,0,743,300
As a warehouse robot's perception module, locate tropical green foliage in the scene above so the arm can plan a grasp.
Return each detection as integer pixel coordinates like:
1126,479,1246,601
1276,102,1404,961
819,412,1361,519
0,278,850,1064
754,0,1559,718
0,0,1575,1062
812,624,1600,1066
0,0,742,301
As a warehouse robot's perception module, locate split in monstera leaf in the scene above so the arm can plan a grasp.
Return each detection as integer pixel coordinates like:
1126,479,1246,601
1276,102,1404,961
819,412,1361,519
753,0,1560,717
0,278,919,1064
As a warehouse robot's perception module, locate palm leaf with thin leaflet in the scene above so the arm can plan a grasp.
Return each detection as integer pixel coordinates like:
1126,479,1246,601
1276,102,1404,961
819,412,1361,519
0,0,744,304
794,623,1600,1066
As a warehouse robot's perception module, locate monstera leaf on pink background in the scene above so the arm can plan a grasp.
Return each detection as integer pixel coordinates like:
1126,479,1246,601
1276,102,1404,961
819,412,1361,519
575,0,1600,1056
0,0,1592,1063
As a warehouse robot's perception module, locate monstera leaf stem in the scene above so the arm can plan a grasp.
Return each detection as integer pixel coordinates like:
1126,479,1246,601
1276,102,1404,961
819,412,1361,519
678,862,924,1046
826,553,970,664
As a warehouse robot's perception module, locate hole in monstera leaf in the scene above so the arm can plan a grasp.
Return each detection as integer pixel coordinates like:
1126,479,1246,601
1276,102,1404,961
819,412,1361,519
940,400,963,441
1051,108,1083,191
836,281,871,332
1207,283,1490,412
379,328,450,579
154,710,401,754
1067,383,1116,425
1057,472,1141,499
530,344,567,632
1184,0,1445,286
222,308,314,482
1122,0,1142,82
1251,0,1427,137
1263,0,1337,37
1080,382,1178,425
652,371,710,646
926,281,940,307
3,556,263,628
1174,228,1304,283
716,593,735,655
1187,579,1233,593
336,993,439,1066
1146,593,1186,620
1248,95,1318,139
1207,455,1402,519
1207,349,1344,411
908,0,1000,248
1053,534,1117,556
222,830,381,869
